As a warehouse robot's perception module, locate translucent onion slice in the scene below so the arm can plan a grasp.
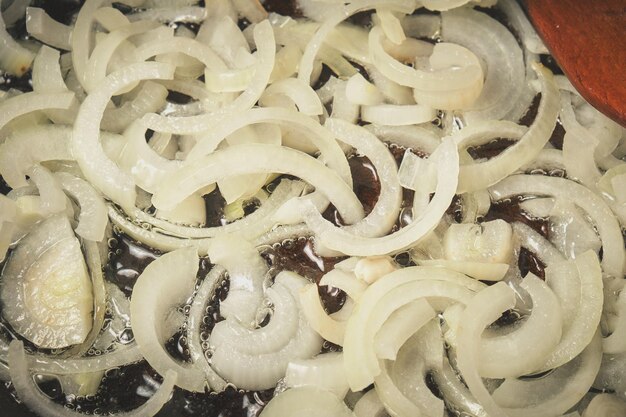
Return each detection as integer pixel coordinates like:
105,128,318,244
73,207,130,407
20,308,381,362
71,0,107,90
152,143,364,224
209,271,323,390
285,352,349,397
101,81,169,133
260,78,324,116
9,340,176,417
433,353,488,417
55,172,107,242
130,247,206,392
1,215,93,349
497,0,547,54
26,164,66,214
0,91,74,134
375,319,444,417
353,389,386,417
457,64,559,193
299,282,348,345
456,282,516,417
344,266,479,391
71,62,175,213
418,259,509,281
478,274,562,378
25,7,72,50
364,124,441,155
511,222,565,265
302,137,458,256
492,331,603,417
186,265,228,392
259,386,354,417
583,394,626,417
361,103,436,126
297,0,416,84
490,175,625,281
441,7,525,122
207,235,268,325
346,72,384,106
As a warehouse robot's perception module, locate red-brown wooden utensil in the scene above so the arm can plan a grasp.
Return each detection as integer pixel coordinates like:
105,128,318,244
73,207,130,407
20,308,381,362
524,0,626,127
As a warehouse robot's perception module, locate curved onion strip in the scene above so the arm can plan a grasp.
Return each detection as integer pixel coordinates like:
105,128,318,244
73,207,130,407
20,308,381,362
497,0,547,54
302,137,458,256
71,0,107,90
343,266,479,391
130,247,206,392
209,272,323,390
284,352,349,397
369,26,483,110
375,319,444,417
511,221,565,265
346,72,384,106
490,175,625,280
441,7,525,122
101,81,169,133
456,282,516,417
259,386,354,417
54,172,107,242
0,91,74,135
353,388,386,417
25,7,72,50
374,299,436,360
207,235,268,325
418,259,508,282
297,0,416,84
128,6,207,23
457,64,559,193
186,265,227,392
71,62,175,213
27,164,66,214
9,340,175,417
31,45,79,124
135,36,227,72
117,120,182,193
478,274,562,378
562,130,602,190
604,290,626,354
433,353,489,417
583,393,626,417
492,331,602,417
364,124,441,155
260,78,324,116
152,143,364,224
299,283,348,345
84,20,160,91
319,269,368,301
210,282,299,355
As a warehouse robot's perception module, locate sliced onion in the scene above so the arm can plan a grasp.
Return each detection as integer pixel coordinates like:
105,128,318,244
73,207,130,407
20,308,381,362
9,340,176,417
490,175,625,281
151,143,363,224
418,259,509,281
343,266,479,391
346,72,384,106
128,5,207,23
54,172,107,242
361,103,436,126
300,282,348,345
455,282,515,417
71,62,175,213
260,78,324,116
0,91,74,134
353,389,386,417
26,164,66,214
209,271,323,390
493,331,602,417
0,8,34,76
302,137,458,256
130,247,206,392
457,64,559,193
25,7,72,50
584,394,626,417
285,352,349,397
511,221,565,265
1,215,94,349
207,235,268,325
260,386,354,417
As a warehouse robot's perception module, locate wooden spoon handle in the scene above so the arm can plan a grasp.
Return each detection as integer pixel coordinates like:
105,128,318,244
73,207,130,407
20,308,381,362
525,0,626,127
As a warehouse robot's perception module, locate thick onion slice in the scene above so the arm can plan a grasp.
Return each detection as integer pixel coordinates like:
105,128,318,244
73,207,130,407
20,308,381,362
418,259,509,281
353,389,386,417
259,386,354,417
583,394,626,417
0,8,34,76
0,91,74,134
455,282,516,417
490,175,625,282
207,235,268,325
284,352,349,397
492,331,603,417
343,266,479,391
299,282,348,345
25,7,72,50
209,271,323,390
151,143,364,225
9,340,176,417
457,64,559,193
301,137,458,256
71,62,175,213
55,172,107,242
1,215,94,349
130,247,206,392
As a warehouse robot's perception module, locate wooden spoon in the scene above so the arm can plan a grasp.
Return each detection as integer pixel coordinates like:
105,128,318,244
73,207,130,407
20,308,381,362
524,0,626,127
